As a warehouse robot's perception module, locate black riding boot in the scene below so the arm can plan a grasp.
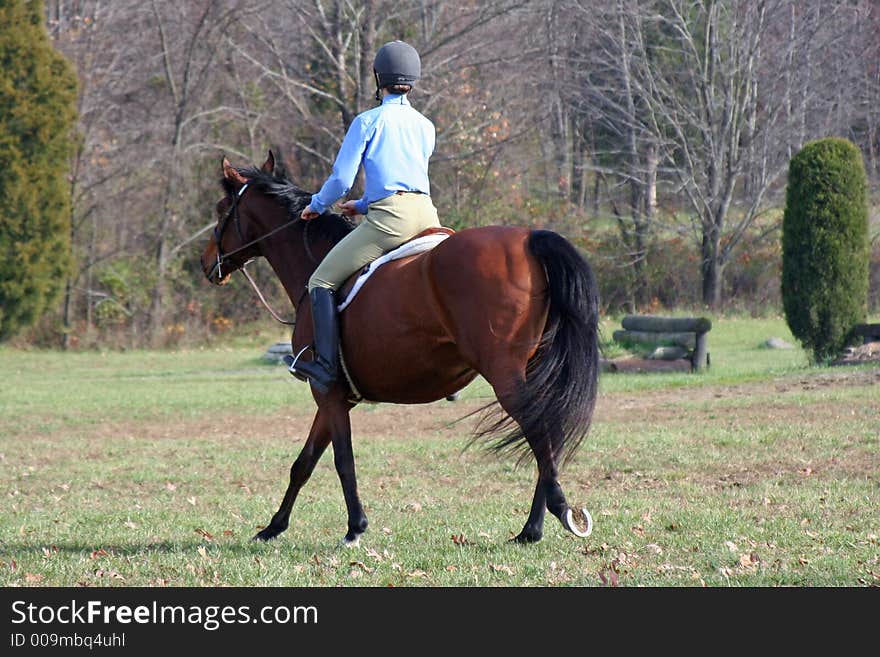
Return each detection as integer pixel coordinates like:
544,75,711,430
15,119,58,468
289,288,339,394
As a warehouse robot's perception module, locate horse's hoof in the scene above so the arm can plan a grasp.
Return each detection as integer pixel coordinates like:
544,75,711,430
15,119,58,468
562,507,593,538
253,525,284,542
511,529,543,544
341,532,361,548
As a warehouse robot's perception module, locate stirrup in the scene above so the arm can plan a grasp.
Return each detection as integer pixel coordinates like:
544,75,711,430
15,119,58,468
284,347,310,382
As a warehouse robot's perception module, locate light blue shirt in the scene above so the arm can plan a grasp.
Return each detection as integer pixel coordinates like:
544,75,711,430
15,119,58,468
309,94,435,216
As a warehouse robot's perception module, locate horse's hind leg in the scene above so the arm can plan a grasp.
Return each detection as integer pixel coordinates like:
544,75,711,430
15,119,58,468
253,409,332,542
516,476,547,543
494,384,587,543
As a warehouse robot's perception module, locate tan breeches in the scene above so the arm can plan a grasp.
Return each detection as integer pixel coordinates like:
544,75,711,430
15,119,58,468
308,192,441,292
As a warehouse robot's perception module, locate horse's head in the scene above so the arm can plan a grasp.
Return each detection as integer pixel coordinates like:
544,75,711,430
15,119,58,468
201,151,277,285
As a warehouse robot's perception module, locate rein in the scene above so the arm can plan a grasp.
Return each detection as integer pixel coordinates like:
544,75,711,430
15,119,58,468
240,265,305,326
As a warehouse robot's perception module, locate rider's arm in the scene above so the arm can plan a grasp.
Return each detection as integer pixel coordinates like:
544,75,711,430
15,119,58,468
308,116,370,215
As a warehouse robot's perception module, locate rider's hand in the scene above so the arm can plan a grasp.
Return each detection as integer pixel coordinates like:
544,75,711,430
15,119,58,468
301,205,320,221
337,201,361,217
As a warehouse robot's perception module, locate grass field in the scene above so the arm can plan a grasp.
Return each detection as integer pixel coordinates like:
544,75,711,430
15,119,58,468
1,317,878,587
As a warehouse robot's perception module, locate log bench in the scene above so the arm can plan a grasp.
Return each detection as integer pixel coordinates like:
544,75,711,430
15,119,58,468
852,323,880,344
612,315,712,371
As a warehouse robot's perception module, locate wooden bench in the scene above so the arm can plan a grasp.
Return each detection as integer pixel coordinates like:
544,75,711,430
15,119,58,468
612,315,712,371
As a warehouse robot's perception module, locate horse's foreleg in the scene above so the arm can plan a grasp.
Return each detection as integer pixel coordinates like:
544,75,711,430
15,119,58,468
253,410,331,542
326,403,367,546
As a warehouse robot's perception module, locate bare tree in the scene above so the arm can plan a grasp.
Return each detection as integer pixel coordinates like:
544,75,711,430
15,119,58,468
144,0,252,344
49,2,153,346
230,1,531,199
574,0,839,307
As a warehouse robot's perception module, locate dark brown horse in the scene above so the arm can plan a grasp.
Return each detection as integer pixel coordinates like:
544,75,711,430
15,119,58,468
201,151,600,545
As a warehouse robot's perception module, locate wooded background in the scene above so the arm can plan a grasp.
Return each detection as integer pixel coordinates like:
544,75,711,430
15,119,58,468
35,0,880,348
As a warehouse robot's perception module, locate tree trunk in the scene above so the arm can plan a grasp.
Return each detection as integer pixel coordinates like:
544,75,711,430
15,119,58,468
701,226,723,308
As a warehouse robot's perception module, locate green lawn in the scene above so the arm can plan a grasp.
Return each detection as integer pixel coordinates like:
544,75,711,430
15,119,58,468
1,317,878,586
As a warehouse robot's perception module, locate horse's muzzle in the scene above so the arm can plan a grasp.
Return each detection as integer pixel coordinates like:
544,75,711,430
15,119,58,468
202,253,232,286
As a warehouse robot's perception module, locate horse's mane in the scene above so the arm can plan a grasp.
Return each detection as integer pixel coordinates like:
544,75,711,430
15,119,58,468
221,167,356,245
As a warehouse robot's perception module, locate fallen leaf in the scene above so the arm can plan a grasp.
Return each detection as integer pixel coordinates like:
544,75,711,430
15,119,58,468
90,549,109,560
124,520,138,530
165,482,177,491
724,541,739,552
598,568,619,587
25,572,44,583
197,546,215,562
187,497,197,506
94,569,124,580
739,553,760,568
407,569,428,578
405,502,422,513
195,528,214,541
451,533,471,546
489,564,513,575
223,530,234,537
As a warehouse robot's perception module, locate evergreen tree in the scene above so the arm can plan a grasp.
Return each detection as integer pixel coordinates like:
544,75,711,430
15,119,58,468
781,137,870,362
0,0,78,340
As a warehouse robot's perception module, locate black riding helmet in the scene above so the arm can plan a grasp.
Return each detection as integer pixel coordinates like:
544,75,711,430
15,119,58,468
373,40,420,99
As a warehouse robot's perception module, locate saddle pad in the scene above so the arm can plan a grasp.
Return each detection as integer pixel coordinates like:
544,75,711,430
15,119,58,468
337,232,451,312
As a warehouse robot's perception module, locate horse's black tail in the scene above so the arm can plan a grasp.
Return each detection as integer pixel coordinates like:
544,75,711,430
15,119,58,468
476,229,600,467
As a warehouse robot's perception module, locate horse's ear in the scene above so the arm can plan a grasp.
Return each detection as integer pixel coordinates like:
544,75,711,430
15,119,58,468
261,150,275,174
222,157,247,185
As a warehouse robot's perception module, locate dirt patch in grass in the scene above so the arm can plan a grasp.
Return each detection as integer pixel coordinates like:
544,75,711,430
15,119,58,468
595,367,880,426
21,366,878,449
24,398,487,447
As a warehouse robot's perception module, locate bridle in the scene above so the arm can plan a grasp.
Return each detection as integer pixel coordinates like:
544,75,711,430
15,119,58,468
208,181,315,324
210,182,302,280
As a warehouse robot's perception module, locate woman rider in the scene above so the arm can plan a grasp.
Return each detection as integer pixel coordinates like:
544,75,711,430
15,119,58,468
291,40,441,394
